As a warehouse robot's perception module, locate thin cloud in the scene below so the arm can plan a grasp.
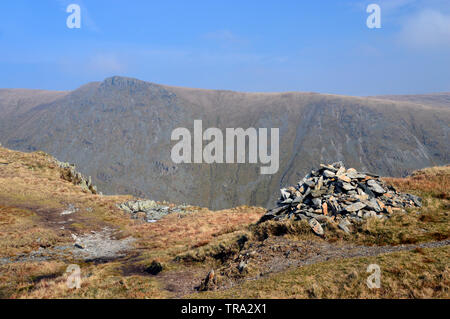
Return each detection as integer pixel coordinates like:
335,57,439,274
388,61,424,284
398,9,450,48
88,54,127,74
349,0,418,13
376,0,418,12
202,30,248,48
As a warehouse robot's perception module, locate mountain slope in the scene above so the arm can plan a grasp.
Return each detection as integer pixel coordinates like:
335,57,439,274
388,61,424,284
371,93,450,109
0,89,68,137
0,77,449,209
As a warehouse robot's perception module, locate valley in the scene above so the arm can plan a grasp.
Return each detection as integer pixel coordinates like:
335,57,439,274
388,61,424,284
0,77,448,210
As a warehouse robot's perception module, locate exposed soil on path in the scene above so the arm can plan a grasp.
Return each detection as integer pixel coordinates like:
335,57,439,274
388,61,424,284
162,237,450,297
0,198,111,234
0,227,135,265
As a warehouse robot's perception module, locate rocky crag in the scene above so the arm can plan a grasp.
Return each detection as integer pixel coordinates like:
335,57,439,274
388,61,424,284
260,162,422,235
56,160,99,195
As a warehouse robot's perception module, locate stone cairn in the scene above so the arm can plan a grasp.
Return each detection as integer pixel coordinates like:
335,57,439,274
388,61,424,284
260,162,422,236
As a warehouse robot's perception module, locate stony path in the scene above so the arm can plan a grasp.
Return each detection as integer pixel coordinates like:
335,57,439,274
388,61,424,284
1,234,448,298
0,228,135,265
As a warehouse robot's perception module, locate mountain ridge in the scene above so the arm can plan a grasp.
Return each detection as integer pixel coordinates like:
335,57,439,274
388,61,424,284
0,76,449,209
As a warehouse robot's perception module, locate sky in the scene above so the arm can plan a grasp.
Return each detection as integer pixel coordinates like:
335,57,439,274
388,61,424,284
1,0,450,95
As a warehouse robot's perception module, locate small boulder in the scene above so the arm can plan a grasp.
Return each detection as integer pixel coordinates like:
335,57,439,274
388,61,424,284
338,219,351,234
308,218,324,236
238,261,247,273
345,202,366,213
338,175,351,183
367,179,386,194
323,170,336,178
198,269,218,291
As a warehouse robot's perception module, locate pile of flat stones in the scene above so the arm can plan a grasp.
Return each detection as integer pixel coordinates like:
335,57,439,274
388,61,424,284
117,200,191,223
260,162,422,236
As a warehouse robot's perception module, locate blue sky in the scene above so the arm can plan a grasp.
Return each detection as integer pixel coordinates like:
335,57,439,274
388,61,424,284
1,0,450,95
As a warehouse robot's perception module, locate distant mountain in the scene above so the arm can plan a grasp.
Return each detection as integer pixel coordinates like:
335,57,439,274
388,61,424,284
0,76,449,209
0,89,68,137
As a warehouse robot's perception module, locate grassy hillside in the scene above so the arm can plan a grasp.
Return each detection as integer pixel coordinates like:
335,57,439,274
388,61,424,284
0,89,68,139
0,146,264,298
0,146,448,299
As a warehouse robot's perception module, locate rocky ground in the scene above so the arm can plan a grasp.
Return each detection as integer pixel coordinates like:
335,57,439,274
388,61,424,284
0,228,135,265
117,200,192,222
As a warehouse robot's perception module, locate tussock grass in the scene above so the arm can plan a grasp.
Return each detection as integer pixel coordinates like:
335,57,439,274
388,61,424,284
384,165,449,200
0,146,448,298
192,246,450,299
6,261,169,299
0,261,66,298
130,205,264,263
0,146,265,298
175,230,251,264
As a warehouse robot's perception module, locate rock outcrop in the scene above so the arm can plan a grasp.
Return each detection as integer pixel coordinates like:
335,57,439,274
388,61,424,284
56,160,99,194
260,162,422,235
117,200,191,222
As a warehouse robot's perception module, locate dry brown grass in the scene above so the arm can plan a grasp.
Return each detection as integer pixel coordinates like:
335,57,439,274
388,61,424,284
132,206,263,261
173,164,450,299
384,165,449,200
192,245,450,299
0,146,448,298
0,146,265,298
0,260,66,298
12,261,169,299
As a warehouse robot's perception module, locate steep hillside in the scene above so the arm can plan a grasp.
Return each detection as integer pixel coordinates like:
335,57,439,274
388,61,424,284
0,77,449,209
0,89,68,137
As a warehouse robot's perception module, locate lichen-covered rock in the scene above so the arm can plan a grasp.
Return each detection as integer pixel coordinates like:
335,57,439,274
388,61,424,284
56,160,98,194
117,200,191,222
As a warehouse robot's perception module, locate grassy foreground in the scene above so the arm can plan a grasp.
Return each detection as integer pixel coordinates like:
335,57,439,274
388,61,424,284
0,146,448,298
192,245,449,299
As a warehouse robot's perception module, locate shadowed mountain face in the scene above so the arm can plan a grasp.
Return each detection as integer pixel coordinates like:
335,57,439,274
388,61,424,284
0,76,449,209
